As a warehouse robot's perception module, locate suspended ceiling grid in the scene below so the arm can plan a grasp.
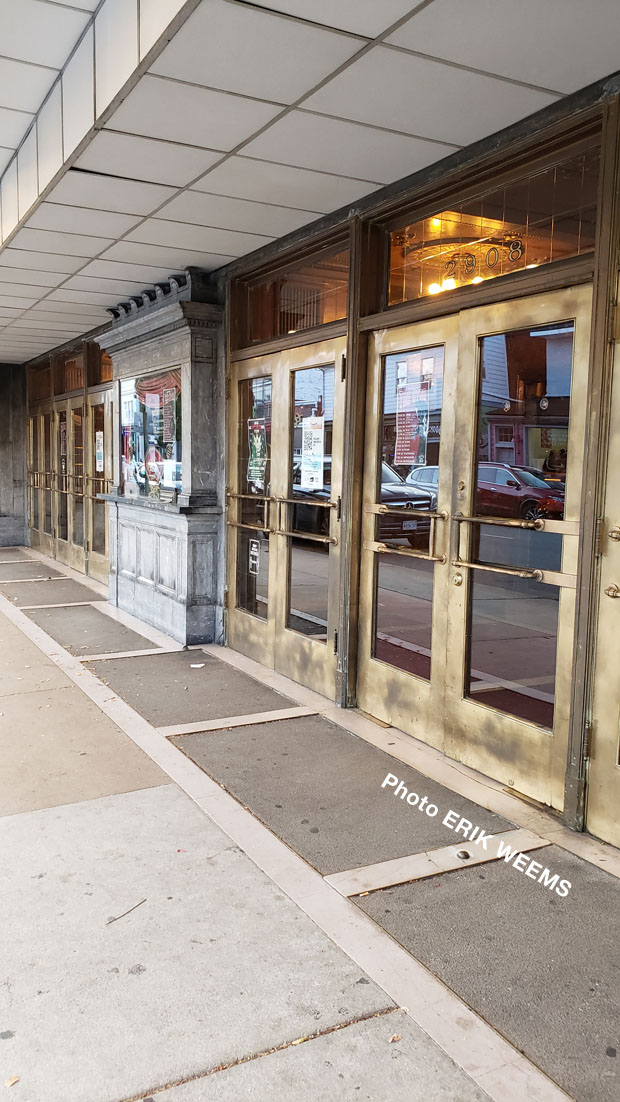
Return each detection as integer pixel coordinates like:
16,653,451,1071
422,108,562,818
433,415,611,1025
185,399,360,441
1,0,620,363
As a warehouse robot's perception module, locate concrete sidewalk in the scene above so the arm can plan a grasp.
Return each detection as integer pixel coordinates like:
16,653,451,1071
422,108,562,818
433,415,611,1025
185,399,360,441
1,548,617,1101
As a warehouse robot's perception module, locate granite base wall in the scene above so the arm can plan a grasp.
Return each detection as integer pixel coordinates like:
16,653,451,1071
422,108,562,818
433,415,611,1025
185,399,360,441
108,501,223,645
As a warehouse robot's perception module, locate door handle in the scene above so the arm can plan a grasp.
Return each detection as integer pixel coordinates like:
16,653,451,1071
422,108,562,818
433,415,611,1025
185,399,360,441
608,527,620,542
604,584,620,598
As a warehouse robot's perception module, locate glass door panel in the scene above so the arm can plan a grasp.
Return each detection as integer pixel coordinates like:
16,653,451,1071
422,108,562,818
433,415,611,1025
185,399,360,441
285,365,335,641
57,409,68,543
372,345,444,681
235,375,272,621
43,413,53,538
72,407,84,548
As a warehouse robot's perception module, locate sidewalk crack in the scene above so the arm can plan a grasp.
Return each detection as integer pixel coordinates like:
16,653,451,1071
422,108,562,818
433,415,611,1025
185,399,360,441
115,1005,398,1101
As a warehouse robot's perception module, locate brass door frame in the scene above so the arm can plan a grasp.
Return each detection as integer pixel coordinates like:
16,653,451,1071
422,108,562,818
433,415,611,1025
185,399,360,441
357,284,593,810
226,337,346,698
586,274,620,847
357,313,459,747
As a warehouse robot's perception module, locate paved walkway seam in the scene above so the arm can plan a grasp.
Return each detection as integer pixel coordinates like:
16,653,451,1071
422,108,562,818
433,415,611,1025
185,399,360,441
325,829,551,896
116,1007,399,1102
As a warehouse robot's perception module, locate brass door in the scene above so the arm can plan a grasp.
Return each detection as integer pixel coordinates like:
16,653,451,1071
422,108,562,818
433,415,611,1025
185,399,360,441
586,296,620,847
226,338,346,698
358,285,592,810
55,396,87,573
86,390,113,583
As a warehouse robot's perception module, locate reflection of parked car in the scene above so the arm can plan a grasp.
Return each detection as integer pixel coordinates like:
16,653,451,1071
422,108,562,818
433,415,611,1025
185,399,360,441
291,461,434,545
513,464,565,497
407,463,563,520
379,463,435,546
477,464,564,520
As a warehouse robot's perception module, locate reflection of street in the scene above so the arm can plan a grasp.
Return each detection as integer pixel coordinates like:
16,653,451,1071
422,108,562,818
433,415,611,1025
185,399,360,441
374,552,558,726
288,542,329,636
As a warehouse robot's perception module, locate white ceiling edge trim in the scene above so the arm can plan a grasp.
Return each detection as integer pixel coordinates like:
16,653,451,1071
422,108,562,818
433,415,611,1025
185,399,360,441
0,0,200,246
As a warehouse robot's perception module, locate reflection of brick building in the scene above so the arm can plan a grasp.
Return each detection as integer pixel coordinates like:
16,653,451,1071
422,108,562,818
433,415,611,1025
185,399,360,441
482,329,571,475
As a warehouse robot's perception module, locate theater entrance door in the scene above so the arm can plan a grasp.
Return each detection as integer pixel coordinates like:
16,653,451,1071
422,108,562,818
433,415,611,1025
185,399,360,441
357,285,592,809
226,337,346,699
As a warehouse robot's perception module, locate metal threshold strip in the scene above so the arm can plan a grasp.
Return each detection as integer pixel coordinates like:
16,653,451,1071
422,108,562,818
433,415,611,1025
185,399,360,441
325,829,550,898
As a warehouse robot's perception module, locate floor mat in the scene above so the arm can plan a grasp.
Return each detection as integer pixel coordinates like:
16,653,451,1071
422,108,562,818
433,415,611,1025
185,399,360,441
357,847,620,1102
25,603,161,655
0,578,105,606
0,561,65,581
170,714,513,874
86,650,296,726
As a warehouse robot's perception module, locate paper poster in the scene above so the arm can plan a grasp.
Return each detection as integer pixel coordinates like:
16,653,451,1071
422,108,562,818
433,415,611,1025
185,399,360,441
95,430,104,473
249,538,260,576
163,387,176,444
394,358,430,467
300,415,325,491
145,392,159,410
247,419,268,488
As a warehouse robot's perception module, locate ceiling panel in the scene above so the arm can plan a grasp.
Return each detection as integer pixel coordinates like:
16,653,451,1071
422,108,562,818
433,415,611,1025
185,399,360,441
76,130,223,187
27,203,141,238
0,147,13,173
303,46,558,146
0,283,53,298
0,106,34,148
0,295,39,309
0,266,67,285
47,288,136,307
8,227,113,257
0,0,89,68
124,216,272,255
100,240,238,269
192,155,381,212
46,0,100,9
150,0,363,104
246,0,420,37
0,57,57,113
0,248,84,273
80,258,202,283
159,189,315,237
47,170,176,214
62,275,160,295
242,110,455,182
387,0,620,95
111,75,283,150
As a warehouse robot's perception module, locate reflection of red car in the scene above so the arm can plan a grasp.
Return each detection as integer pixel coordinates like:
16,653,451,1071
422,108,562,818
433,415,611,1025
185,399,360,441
477,463,564,521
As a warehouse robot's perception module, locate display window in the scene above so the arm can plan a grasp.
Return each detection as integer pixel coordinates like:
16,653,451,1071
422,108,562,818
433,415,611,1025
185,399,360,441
120,369,182,501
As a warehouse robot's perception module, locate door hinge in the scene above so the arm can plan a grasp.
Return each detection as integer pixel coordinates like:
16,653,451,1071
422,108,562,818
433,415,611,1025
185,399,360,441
225,376,231,400
340,353,346,381
594,517,606,556
610,302,620,343
583,721,593,761
336,495,342,521
333,628,338,655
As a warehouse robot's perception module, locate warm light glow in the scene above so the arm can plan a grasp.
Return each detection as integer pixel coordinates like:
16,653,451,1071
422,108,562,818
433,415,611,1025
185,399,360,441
428,282,442,295
441,277,457,291
526,263,539,269
431,217,442,228
471,276,484,284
